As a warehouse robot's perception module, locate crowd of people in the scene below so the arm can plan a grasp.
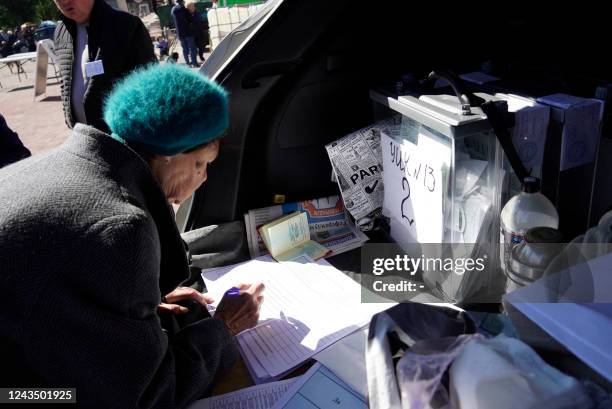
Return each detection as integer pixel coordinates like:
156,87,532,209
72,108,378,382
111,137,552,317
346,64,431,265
0,26,36,58
1,0,261,408
2,0,212,65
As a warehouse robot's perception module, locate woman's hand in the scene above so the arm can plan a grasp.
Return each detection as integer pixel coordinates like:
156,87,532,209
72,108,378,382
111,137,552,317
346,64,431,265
214,283,265,336
158,286,215,315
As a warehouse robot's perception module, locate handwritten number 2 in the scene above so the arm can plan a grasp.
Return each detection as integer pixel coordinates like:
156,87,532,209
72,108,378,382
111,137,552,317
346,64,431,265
401,177,414,226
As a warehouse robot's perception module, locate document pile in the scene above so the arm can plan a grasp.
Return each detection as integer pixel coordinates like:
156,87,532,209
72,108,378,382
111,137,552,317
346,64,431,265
201,255,394,383
325,117,401,230
259,211,329,262
188,363,366,409
244,196,368,259
187,379,296,409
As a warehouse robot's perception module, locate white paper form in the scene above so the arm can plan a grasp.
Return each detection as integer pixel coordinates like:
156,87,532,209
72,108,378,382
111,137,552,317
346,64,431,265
201,256,395,382
187,379,296,409
313,328,369,397
272,363,367,409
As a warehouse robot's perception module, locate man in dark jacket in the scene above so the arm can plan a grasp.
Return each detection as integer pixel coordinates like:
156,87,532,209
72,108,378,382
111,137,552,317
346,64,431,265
0,113,31,168
172,0,198,67
53,0,156,133
186,1,207,63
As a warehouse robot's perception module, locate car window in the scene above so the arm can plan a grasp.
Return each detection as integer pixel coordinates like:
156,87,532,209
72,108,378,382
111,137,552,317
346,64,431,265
199,0,283,80
178,1,283,232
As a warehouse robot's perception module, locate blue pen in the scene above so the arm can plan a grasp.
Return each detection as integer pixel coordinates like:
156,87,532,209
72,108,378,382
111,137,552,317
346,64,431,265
209,287,241,315
225,287,241,296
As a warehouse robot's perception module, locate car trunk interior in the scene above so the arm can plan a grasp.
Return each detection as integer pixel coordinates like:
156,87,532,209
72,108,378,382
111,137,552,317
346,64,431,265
186,0,611,235
182,2,611,386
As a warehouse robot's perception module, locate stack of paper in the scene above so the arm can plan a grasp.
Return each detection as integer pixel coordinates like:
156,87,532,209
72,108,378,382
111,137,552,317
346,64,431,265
244,196,368,259
189,363,366,409
188,379,296,409
202,256,394,383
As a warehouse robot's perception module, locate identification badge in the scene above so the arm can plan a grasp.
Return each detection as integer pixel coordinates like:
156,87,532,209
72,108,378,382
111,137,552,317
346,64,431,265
84,60,104,78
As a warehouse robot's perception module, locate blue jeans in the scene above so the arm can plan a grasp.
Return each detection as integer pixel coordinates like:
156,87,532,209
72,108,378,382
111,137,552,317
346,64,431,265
180,36,198,66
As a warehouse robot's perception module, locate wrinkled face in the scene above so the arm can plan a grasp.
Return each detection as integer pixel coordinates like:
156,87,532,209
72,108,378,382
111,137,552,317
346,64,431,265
155,140,220,205
53,0,95,24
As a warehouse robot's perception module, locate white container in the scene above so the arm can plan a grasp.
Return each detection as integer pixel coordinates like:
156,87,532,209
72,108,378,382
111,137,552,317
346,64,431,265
370,83,512,302
500,176,559,272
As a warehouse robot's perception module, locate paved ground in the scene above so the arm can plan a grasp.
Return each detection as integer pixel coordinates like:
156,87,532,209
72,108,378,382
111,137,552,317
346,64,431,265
0,42,208,157
0,60,68,155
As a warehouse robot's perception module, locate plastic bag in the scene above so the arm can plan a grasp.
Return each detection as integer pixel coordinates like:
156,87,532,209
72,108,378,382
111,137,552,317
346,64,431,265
366,303,476,409
449,335,593,409
367,303,597,409
395,334,482,409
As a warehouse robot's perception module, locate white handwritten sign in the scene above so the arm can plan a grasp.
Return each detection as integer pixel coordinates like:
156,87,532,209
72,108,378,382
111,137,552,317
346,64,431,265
382,130,451,244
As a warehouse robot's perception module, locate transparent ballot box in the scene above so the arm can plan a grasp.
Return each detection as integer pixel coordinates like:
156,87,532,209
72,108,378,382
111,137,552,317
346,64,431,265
370,75,518,303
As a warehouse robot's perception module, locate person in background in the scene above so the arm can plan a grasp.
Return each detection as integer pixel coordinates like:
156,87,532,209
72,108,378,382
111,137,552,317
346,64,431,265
0,63,264,409
0,29,7,56
23,27,35,52
185,1,207,64
53,0,156,133
0,113,31,168
171,0,199,67
156,35,169,59
0,40,10,58
5,30,16,52
10,27,34,53
167,51,180,64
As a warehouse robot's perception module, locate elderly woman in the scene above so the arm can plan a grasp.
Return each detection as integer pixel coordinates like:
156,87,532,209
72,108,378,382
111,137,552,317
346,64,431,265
0,65,263,408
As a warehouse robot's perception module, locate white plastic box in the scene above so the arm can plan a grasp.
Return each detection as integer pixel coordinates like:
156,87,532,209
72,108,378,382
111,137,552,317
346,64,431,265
371,82,519,302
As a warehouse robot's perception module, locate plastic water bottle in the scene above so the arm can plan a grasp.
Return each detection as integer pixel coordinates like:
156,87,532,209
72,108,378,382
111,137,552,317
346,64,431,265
500,176,559,272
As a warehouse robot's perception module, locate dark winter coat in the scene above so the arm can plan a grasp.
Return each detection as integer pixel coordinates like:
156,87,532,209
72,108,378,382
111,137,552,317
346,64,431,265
0,124,237,408
53,0,156,132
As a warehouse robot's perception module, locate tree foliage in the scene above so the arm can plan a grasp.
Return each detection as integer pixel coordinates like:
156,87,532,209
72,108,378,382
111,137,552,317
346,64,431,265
0,0,59,29
35,0,60,22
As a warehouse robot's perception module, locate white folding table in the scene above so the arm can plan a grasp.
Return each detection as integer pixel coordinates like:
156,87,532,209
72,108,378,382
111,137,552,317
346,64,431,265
0,52,37,87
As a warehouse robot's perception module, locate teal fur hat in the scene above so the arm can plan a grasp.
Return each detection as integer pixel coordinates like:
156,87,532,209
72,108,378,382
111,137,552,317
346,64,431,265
103,64,228,156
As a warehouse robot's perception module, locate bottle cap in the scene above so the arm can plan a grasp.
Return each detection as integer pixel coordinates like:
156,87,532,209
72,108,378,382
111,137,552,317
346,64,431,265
522,176,541,193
